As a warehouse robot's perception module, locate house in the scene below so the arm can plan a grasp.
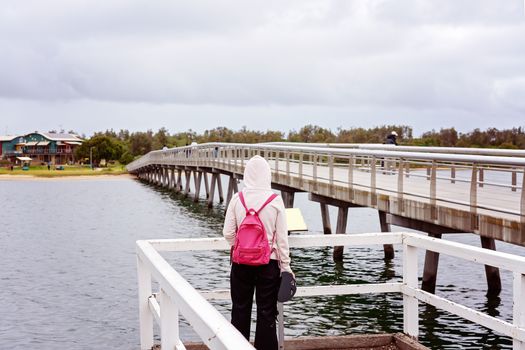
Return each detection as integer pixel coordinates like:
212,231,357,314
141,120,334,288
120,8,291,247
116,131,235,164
1,132,83,165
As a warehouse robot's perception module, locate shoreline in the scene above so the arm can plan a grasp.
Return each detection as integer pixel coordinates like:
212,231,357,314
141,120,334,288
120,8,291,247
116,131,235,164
0,173,135,181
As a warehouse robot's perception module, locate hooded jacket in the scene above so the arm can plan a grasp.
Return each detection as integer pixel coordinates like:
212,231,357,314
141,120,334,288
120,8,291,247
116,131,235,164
223,156,292,273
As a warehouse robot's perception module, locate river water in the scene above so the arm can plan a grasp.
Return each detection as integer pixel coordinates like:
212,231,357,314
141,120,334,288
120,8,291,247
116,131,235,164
1,176,524,349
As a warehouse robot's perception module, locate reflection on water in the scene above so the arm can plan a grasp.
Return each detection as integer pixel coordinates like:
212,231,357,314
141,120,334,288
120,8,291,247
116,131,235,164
1,177,523,349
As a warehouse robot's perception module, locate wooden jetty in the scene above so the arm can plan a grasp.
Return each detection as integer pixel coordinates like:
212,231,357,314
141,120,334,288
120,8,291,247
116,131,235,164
128,142,525,297
180,334,428,350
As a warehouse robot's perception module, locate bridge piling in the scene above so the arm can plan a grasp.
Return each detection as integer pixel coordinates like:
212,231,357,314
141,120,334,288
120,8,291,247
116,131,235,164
203,172,210,198
225,175,239,210
320,203,331,235
281,191,295,208
176,168,183,192
333,206,349,262
379,211,395,260
194,171,202,202
480,237,502,297
207,173,217,208
216,174,224,203
421,233,442,294
184,170,191,197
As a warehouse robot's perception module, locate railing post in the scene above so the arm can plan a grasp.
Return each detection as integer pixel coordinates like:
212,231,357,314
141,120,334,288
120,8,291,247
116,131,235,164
479,167,484,188
137,256,154,350
513,272,525,350
299,152,304,187
160,288,181,350
348,155,354,201
521,169,525,237
313,154,318,191
451,164,456,184
470,164,478,231
512,168,517,192
234,147,238,169
275,151,280,182
286,151,290,185
430,161,437,221
329,154,334,191
398,158,404,213
402,242,418,339
371,156,377,206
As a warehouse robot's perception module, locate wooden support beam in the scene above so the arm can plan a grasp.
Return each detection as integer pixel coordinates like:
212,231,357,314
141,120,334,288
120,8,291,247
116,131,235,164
480,237,502,297
421,233,442,294
194,171,202,202
176,169,183,192
170,167,175,189
207,174,217,208
333,206,349,262
204,172,210,198
271,183,305,193
387,213,468,235
309,193,361,208
281,191,295,209
320,203,331,235
216,174,224,203
225,176,239,210
184,170,191,196
379,211,395,260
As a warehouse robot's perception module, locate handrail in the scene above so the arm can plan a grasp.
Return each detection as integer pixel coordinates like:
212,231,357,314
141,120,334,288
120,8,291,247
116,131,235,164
265,142,525,158
136,232,525,349
128,142,525,169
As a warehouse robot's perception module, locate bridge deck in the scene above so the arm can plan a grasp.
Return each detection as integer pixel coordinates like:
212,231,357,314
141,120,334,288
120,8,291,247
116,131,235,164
127,143,525,246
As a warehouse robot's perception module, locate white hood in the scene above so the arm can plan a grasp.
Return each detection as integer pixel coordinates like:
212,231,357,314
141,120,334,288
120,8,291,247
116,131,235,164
243,155,272,190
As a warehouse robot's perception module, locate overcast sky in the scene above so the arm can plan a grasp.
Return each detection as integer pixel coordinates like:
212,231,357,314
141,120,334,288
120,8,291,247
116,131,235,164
1,0,524,137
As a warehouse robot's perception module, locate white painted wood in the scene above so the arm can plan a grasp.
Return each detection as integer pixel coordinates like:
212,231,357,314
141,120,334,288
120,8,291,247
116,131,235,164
403,243,418,339
147,233,404,252
200,283,403,301
161,288,181,350
148,295,161,325
137,255,154,350
404,286,525,343
137,232,525,348
514,272,525,349
404,233,525,274
137,241,255,350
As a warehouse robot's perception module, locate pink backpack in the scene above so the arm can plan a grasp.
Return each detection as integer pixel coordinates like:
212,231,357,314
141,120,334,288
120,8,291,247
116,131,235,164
232,192,278,266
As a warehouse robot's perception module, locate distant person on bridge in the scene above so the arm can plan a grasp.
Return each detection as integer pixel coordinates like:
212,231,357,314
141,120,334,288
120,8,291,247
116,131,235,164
382,131,398,172
385,131,398,145
223,155,293,350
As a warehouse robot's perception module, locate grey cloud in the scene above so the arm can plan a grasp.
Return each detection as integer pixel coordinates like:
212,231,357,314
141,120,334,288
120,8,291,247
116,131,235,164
0,0,524,132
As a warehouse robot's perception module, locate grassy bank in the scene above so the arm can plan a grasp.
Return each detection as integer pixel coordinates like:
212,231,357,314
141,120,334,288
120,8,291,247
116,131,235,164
0,164,128,177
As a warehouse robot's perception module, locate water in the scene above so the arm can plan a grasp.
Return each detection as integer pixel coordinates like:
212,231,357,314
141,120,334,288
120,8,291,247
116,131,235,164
1,177,524,349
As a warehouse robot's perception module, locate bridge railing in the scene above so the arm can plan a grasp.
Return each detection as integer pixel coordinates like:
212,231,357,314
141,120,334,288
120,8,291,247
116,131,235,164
136,232,525,350
127,143,525,220
265,142,525,158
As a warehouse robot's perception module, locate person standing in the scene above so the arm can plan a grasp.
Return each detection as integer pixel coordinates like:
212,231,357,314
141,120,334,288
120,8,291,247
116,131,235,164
385,131,398,145
223,156,292,350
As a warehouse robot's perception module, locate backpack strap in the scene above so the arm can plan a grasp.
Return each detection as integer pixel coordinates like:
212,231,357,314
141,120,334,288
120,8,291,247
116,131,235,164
256,193,278,214
238,192,249,213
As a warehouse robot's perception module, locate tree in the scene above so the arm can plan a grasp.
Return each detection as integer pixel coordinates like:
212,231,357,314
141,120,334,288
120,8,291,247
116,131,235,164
75,135,124,165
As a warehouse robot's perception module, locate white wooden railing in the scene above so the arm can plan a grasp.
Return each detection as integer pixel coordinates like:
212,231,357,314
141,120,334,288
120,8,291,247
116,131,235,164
136,232,525,350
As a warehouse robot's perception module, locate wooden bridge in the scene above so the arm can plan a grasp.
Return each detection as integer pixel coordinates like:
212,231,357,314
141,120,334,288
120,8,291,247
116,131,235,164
127,142,525,296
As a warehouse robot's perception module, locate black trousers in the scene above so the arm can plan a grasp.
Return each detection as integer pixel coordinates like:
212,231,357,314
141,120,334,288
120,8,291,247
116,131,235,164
230,260,281,350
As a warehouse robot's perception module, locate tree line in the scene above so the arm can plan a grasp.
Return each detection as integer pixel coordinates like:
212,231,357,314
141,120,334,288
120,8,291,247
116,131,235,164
74,125,525,165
